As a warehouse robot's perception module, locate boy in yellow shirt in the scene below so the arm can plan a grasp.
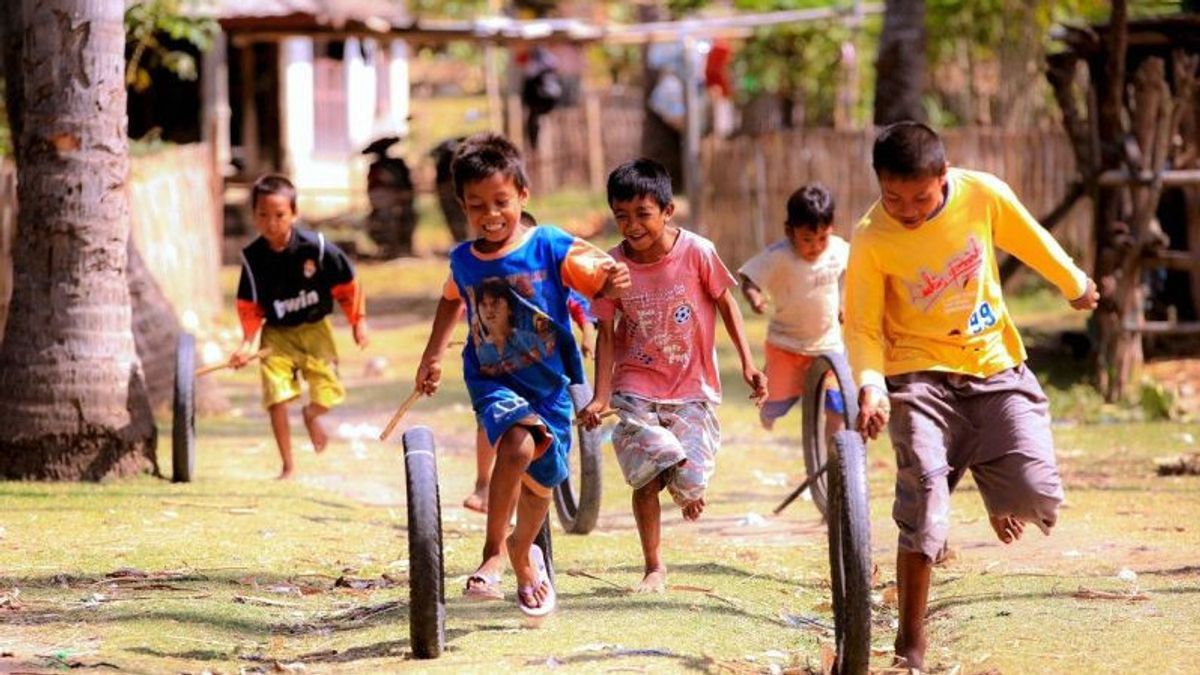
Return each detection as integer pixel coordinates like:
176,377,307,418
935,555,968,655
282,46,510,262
844,122,1098,670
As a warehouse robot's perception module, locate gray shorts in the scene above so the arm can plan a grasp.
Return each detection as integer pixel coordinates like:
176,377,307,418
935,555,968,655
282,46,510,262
887,364,1064,560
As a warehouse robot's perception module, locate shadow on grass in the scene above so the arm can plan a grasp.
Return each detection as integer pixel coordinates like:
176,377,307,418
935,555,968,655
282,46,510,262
927,584,1200,615
127,647,232,661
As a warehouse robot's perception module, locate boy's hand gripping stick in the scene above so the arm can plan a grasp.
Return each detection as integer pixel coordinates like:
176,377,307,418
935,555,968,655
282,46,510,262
196,348,272,377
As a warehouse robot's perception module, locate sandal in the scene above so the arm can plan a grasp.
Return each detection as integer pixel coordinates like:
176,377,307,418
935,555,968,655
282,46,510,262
516,544,556,617
463,571,504,601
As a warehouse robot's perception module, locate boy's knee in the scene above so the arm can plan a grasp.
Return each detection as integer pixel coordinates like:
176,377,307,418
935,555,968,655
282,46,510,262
496,427,536,466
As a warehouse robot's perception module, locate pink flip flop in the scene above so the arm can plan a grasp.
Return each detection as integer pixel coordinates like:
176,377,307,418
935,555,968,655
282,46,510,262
463,571,504,601
516,544,556,617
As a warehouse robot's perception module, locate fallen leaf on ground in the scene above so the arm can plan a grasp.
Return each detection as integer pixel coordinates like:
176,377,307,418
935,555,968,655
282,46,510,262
881,585,899,607
105,568,148,579
333,575,397,590
819,643,836,675
668,584,714,593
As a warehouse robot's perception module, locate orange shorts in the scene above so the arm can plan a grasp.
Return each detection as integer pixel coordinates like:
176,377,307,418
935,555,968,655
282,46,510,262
761,343,842,422
763,343,816,403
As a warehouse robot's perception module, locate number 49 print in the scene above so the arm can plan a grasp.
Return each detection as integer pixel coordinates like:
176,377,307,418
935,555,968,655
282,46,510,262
967,301,997,335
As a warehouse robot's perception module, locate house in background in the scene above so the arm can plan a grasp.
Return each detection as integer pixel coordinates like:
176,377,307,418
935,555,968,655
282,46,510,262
136,1,415,221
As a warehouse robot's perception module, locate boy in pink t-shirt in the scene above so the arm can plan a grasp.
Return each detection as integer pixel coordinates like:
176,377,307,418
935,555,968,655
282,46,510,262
581,158,766,593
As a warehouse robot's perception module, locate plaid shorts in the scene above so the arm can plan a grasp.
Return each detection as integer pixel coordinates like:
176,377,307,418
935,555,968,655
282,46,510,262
611,393,720,506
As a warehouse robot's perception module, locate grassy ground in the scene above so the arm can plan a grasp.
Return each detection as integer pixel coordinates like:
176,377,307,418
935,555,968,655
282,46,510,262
2,256,1199,674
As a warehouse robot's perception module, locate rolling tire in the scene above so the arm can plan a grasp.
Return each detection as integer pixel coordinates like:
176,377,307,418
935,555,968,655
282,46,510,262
553,383,603,534
801,352,861,520
826,430,873,675
533,514,556,587
172,333,196,483
402,426,445,659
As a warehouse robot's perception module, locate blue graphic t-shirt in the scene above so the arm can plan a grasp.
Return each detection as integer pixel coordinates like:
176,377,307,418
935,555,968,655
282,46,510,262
449,226,608,406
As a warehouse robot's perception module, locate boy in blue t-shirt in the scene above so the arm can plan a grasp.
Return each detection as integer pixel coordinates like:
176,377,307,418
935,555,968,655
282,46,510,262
414,133,629,616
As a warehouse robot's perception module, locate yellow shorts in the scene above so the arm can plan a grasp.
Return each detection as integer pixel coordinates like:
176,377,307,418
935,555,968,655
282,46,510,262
259,319,346,410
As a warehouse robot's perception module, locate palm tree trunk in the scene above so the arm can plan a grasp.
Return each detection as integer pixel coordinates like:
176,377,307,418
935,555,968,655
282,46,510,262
0,0,156,479
874,0,927,126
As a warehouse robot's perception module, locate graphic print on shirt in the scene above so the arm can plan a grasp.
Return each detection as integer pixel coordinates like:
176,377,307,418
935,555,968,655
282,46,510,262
903,236,984,313
467,273,557,377
618,283,696,369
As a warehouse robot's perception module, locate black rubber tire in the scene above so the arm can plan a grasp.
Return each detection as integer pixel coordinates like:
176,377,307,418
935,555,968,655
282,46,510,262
827,430,873,675
533,514,556,587
801,352,860,520
553,383,603,534
402,426,445,659
172,333,196,483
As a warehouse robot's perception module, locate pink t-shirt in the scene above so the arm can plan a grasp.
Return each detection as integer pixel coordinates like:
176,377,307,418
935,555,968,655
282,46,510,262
593,229,737,404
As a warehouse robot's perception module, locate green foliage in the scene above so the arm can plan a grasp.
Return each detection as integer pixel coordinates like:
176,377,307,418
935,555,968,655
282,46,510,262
1140,378,1176,421
0,78,9,157
409,0,490,19
727,2,862,126
124,0,219,93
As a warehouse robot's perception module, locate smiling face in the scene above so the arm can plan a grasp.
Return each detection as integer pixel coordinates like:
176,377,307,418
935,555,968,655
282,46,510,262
460,172,529,250
788,225,832,263
253,193,297,250
611,194,676,262
878,171,947,229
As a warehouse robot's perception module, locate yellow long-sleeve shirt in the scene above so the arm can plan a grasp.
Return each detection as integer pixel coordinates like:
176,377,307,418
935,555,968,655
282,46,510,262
844,168,1088,390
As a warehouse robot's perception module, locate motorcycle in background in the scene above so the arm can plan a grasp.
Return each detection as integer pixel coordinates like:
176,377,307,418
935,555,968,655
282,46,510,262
363,136,417,258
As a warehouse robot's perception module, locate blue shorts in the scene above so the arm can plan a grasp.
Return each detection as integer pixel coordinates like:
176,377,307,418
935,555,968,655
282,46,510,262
760,389,845,422
474,384,573,495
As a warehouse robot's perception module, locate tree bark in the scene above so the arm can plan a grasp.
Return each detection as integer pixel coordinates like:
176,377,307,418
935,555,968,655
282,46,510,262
0,0,156,479
1,0,25,149
873,0,926,125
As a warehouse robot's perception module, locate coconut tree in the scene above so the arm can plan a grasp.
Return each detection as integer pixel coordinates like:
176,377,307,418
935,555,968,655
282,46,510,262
0,0,156,479
874,0,927,125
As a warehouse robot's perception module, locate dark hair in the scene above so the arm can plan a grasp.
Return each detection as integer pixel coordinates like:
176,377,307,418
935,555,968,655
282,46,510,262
251,173,297,212
606,157,673,209
872,121,947,179
519,210,538,227
478,279,514,312
785,183,835,230
451,133,529,199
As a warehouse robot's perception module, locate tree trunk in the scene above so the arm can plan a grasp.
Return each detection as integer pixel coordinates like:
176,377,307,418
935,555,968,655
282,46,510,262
1,0,24,147
0,0,156,479
873,0,926,125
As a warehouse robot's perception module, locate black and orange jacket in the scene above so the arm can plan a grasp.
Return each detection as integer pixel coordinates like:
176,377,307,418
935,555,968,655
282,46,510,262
235,228,364,339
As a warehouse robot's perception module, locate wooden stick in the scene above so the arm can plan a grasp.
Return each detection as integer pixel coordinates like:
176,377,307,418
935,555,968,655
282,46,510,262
379,389,423,442
772,463,829,516
195,348,271,377
574,408,619,427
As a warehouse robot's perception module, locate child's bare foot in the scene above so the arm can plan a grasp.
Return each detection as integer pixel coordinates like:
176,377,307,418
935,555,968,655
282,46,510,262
302,404,328,453
893,638,927,672
681,498,705,521
276,468,295,480
989,515,1024,544
633,566,667,593
462,488,488,514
